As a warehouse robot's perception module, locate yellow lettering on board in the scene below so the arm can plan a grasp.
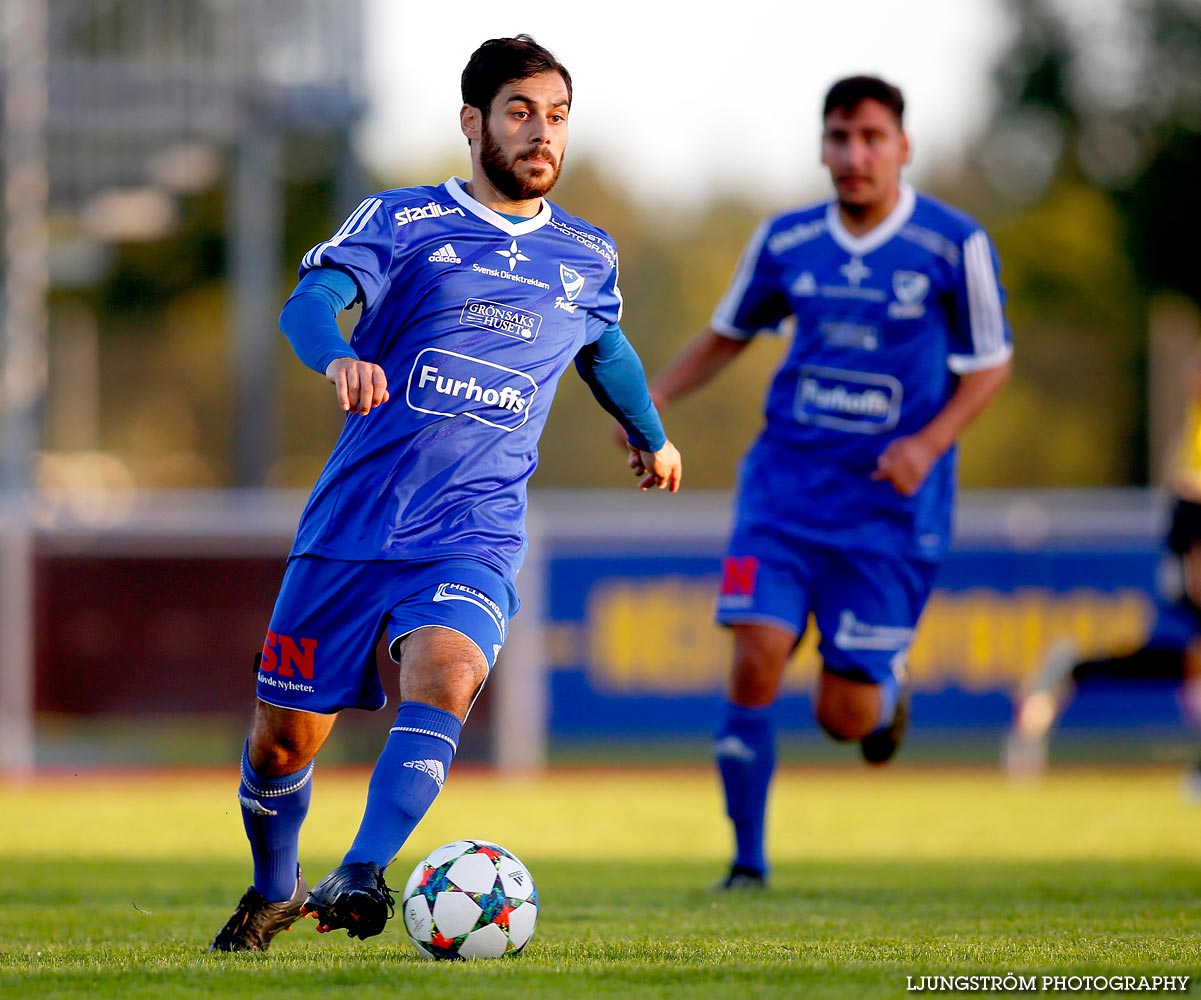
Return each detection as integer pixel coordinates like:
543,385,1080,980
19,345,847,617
583,578,1152,695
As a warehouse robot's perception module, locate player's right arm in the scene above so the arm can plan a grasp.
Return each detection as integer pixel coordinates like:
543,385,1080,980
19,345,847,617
278,267,389,415
633,217,780,430
647,328,751,409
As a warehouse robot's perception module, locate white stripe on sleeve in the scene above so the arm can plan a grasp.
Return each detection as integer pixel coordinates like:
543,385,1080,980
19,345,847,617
963,230,1006,359
710,219,772,340
302,197,383,269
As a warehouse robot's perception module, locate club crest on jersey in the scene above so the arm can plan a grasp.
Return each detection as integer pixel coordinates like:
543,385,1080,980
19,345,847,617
795,365,901,433
461,298,542,343
394,202,466,227
888,270,930,319
560,264,584,300
555,263,585,313
407,348,538,431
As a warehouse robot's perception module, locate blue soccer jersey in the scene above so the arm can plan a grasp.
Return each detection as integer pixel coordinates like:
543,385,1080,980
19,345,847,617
713,185,1011,561
289,177,623,578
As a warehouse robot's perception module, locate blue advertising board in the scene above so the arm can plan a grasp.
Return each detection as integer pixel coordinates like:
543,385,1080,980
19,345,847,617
530,491,1188,746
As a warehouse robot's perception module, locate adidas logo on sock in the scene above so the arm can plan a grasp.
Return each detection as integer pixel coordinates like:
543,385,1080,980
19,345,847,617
428,243,462,264
237,792,278,817
712,735,756,763
403,758,446,787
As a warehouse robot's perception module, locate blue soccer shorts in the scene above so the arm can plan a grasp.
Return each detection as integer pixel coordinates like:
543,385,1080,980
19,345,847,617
256,556,518,714
714,527,940,685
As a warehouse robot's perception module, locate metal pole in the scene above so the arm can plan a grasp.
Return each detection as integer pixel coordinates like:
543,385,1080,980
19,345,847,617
1,0,49,776
492,505,548,774
229,122,281,487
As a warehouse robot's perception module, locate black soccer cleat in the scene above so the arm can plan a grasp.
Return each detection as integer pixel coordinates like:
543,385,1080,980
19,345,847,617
300,861,395,940
210,867,308,952
713,864,767,892
860,678,911,766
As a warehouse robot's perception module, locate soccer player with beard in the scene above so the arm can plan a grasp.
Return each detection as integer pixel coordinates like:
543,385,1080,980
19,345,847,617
210,34,681,952
637,76,1011,889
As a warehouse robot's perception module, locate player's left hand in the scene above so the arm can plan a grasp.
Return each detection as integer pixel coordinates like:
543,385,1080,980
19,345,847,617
628,440,682,492
872,435,939,497
325,356,390,415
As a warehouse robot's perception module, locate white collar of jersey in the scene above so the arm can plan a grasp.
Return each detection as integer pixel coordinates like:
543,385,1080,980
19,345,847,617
825,183,916,257
444,177,552,236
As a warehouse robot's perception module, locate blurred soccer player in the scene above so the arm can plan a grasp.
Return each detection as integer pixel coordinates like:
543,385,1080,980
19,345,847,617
210,34,681,952
1007,357,1201,784
638,76,1011,889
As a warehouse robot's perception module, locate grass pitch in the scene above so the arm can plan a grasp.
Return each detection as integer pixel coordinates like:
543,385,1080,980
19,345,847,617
1,763,1198,999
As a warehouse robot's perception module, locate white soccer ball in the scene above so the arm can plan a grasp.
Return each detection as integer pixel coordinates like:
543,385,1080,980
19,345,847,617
400,839,538,960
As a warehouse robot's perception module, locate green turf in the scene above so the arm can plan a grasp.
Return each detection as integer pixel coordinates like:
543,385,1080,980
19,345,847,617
1,765,1198,999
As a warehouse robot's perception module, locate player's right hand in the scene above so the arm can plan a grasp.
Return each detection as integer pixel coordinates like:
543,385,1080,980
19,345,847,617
325,356,389,415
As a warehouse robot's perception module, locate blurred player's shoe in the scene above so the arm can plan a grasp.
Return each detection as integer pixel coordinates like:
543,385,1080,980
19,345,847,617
209,867,307,952
301,861,394,940
860,671,911,765
1004,638,1078,779
713,864,767,891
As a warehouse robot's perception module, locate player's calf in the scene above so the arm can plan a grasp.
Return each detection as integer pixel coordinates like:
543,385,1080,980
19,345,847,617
860,680,910,765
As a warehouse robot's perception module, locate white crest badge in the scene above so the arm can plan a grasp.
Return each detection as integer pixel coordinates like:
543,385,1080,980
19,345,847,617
889,270,930,319
892,271,929,304
559,264,585,302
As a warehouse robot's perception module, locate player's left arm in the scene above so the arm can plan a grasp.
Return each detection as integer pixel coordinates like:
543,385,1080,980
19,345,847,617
575,321,682,492
872,360,1011,496
874,227,1012,497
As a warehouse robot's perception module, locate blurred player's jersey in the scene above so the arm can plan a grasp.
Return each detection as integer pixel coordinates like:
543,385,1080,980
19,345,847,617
291,177,622,578
713,185,1011,560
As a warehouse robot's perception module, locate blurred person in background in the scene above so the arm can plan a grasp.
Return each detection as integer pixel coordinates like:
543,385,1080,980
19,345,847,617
210,33,680,952
1007,353,1201,788
633,75,1011,890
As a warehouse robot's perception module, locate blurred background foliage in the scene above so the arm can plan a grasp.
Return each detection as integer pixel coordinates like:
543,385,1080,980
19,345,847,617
38,0,1201,493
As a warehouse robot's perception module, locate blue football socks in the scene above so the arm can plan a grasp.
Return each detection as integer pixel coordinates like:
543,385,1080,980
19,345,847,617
238,742,313,902
713,702,776,877
343,701,462,868
865,667,902,737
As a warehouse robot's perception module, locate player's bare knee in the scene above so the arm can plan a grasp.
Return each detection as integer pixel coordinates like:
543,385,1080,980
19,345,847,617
247,732,312,776
814,703,872,742
729,639,790,705
248,702,327,774
815,673,879,741
397,627,489,719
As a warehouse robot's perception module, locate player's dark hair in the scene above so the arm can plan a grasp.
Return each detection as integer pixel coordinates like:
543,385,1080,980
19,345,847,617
823,75,905,126
461,34,572,114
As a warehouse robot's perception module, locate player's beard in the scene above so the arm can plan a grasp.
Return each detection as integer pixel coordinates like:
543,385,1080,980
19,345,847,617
479,121,563,201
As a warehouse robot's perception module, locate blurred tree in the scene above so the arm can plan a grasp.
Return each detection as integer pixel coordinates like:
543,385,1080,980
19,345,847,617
975,0,1201,484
